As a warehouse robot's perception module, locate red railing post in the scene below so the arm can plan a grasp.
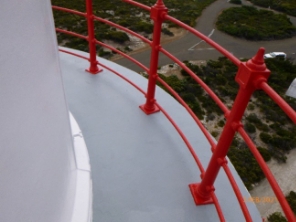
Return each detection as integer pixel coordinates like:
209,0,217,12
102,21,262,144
139,0,167,114
85,0,102,74
189,48,271,204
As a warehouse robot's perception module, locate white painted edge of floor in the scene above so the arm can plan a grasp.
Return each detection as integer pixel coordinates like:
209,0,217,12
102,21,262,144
69,112,93,222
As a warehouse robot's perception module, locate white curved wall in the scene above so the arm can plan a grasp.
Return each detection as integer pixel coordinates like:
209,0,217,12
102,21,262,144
0,1,77,221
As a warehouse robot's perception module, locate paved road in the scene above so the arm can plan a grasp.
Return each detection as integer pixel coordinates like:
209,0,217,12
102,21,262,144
113,0,296,72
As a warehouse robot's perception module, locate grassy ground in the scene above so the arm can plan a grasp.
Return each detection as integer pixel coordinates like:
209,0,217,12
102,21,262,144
216,6,296,41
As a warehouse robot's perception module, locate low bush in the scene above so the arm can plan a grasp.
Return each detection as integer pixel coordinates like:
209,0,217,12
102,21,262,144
257,147,271,161
286,191,296,214
245,122,256,133
230,0,242,4
162,28,174,36
267,212,287,222
105,31,129,43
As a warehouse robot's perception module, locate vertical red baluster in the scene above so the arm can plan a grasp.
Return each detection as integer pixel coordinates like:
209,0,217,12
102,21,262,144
85,0,102,74
139,0,167,114
189,48,270,204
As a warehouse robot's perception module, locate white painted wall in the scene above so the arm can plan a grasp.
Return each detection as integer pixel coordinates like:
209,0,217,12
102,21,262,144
0,1,77,221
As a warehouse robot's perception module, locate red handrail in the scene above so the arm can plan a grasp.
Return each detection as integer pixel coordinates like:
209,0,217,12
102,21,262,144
95,40,149,73
52,0,296,221
93,16,152,46
159,47,230,114
260,82,296,124
55,28,88,40
52,5,86,17
238,127,295,221
122,0,151,11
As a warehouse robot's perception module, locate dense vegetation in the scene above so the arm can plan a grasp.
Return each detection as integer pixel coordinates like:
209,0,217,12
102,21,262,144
157,57,296,190
216,6,296,41
250,0,296,17
229,0,242,4
51,0,216,54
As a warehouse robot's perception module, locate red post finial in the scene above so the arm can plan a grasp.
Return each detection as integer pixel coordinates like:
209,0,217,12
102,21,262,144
252,47,265,64
246,47,266,71
154,0,166,9
156,0,164,6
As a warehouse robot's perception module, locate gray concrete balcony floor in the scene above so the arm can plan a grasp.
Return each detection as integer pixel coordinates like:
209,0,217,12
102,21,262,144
60,48,262,222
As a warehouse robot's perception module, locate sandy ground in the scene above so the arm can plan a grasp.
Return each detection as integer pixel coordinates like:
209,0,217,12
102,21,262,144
250,148,296,219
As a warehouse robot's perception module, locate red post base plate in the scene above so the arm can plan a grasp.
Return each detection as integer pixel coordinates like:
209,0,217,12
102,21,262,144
85,68,103,74
189,183,214,205
139,104,160,115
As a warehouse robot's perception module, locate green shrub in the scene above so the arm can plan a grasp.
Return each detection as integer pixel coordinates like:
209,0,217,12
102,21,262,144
286,191,296,214
260,132,272,144
131,21,153,34
105,31,129,43
246,113,261,124
211,131,219,138
247,103,255,111
230,0,242,4
162,28,174,36
98,49,113,58
245,122,256,133
267,212,287,222
217,119,225,127
257,147,271,161
227,146,264,190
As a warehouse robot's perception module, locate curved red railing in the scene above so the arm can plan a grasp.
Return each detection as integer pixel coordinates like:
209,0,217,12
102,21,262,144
52,0,296,221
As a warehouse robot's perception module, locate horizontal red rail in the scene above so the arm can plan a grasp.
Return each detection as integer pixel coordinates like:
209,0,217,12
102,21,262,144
156,77,216,149
238,126,295,221
159,47,230,115
222,163,253,221
93,16,152,46
260,81,296,124
59,48,89,61
52,5,86,17
55,28,88,40
122,0,151,11
156,102,225,222
95,40,149,73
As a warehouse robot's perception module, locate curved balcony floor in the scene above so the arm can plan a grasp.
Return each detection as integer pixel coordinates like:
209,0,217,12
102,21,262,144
59,48,261,222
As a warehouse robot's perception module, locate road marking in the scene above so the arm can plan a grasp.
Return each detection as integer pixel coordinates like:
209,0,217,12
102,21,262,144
196,48,215,50
188,40,204,50
188,29,215,51
208,29,215,38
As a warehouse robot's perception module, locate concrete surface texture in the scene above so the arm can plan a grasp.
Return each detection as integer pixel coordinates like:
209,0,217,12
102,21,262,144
60,48,262,222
